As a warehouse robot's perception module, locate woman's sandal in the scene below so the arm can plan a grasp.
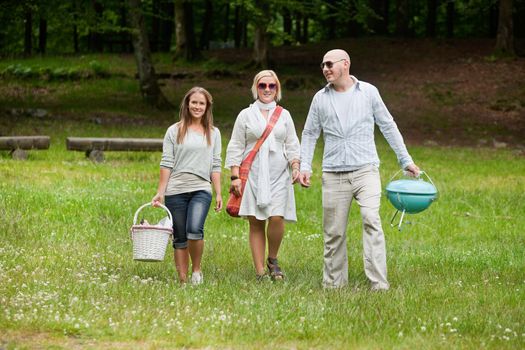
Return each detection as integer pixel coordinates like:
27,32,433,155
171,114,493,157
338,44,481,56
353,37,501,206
267,257,284,281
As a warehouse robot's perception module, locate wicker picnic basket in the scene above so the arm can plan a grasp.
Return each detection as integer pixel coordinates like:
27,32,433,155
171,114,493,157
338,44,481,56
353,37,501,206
130,203,173,262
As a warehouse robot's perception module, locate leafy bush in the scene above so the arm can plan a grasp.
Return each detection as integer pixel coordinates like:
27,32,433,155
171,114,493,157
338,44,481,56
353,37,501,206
88,60,110,78
0,62,111,80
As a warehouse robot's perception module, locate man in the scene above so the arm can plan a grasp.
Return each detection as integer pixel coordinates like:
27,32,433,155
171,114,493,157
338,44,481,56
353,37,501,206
299,49,419,290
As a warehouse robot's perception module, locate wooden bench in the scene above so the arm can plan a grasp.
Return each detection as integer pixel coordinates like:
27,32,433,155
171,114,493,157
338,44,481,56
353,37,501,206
66,137,163,162
0,136,51,160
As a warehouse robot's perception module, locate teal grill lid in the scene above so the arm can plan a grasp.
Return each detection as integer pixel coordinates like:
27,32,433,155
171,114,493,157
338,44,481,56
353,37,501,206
385,179,437,195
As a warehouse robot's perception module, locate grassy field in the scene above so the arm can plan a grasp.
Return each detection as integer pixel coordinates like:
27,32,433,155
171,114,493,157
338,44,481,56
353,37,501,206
1,43,524,349
1,139,523,349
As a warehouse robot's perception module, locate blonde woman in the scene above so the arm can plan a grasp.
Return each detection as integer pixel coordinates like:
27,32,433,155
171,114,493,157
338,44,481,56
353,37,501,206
226,70,300,281
152,87,222,285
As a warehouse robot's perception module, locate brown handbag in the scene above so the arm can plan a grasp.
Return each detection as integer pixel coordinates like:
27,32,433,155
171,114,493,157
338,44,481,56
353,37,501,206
226,106,284,217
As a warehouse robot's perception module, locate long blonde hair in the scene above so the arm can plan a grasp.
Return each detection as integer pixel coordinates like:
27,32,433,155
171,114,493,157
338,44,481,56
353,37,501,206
176,87,214,145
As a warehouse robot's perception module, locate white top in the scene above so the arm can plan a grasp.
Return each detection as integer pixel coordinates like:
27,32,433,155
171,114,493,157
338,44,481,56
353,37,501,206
225,103,300,221
330,85,355,131
166,172,211,196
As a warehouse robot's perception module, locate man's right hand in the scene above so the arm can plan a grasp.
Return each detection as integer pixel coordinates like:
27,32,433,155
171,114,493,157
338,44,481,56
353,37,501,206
299,171,311,188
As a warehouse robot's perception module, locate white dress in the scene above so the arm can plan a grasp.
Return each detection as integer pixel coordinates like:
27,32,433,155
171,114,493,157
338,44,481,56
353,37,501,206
225,102,300,222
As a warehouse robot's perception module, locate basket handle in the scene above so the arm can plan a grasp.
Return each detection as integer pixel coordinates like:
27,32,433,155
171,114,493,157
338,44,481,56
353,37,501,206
132,202,173,226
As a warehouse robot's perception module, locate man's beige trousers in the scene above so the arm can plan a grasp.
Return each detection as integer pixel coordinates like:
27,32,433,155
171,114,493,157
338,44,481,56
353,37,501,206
321,165,389,290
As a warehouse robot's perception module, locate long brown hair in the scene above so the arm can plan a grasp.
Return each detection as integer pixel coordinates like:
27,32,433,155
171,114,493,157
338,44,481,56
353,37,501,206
176,87,214,145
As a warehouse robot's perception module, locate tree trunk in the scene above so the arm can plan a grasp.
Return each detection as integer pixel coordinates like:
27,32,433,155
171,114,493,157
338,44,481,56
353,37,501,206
242,15,248,48
72,0,79,53
515,0,525,39
174,0,200,60
426,0,437,37
302,16,309,43
325,0,338,39
120,1,132,53
495,0,514,55
223,2,230,42
283,7,292,45
24,8,32,56
371,0,390,35
0,28,4,54
234,4,242,48
327,3,336,39
252,2,270,68
295,12,302,43
184,1,200,59
38,18,47,54
200,0,213,49
395,0,410,36
73,23,79,52
174,0,186,57
253,26,269,68
160,1,174,52
128,0,172,109
446,0,455,38
91,1,104,52
151,0,160,52
346,1,361,37
489,2,498,37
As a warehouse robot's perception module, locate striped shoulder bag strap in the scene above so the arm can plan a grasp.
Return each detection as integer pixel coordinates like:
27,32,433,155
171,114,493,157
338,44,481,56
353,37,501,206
238,105,284,185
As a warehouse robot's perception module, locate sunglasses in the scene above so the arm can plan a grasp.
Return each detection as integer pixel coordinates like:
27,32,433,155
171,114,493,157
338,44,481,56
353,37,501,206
320,59,346,70
257,83,277,90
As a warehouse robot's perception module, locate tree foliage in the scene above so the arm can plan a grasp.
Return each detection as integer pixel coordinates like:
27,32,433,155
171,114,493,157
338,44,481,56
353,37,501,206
0,0,521,57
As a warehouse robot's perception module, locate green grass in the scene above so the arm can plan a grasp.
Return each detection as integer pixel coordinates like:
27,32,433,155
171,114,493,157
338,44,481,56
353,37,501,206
0,137,523,349
0,52,524,349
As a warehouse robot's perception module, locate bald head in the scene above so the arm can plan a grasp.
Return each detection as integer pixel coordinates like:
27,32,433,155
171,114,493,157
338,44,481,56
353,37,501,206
323,49,350,63
321,49,353,88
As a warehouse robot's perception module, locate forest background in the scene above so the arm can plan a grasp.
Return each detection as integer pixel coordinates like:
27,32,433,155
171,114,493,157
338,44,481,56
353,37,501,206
1,0,523,145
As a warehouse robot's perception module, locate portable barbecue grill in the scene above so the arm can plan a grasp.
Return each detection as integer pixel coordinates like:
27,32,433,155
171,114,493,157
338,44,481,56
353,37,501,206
385,170,438,230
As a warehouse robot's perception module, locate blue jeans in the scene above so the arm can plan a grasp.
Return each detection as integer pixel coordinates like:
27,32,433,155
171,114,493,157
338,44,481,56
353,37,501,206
165,190,212,249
